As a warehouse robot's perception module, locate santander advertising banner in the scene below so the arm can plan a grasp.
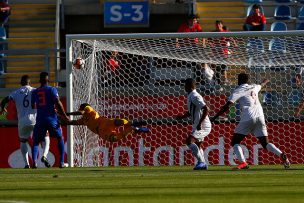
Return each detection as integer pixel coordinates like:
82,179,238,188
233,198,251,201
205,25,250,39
0,95,303,168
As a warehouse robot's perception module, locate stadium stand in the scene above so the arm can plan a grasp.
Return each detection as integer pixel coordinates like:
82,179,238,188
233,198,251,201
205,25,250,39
270,21,287,31
274,5,292,20
2,3,57,88
0,27,6,75
296,22,304,30
275,0,292,3
298,6,304,20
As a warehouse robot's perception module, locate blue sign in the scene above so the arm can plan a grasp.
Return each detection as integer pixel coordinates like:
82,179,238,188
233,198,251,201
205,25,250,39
104,1,149,27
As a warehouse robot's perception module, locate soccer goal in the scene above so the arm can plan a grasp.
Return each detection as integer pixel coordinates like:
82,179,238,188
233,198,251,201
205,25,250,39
66,31,304,167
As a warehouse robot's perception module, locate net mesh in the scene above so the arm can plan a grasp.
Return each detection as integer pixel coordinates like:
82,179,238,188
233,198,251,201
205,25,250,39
69,32,304,167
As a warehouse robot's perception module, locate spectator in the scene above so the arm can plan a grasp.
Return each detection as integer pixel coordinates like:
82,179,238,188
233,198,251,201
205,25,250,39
31,72,70,168
0,1,10,26
294,73,304,117
243,4,266,31
209,20,237,86
176,14,204,47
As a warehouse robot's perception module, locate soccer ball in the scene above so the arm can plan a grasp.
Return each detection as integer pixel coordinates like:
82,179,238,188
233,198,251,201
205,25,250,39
73,57,85,69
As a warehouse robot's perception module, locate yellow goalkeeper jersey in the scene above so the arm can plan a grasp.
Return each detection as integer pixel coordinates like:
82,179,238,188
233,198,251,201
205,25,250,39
77,106,131,141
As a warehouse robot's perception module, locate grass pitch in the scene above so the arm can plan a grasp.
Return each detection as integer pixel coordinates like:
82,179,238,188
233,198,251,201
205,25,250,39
0,165,303,203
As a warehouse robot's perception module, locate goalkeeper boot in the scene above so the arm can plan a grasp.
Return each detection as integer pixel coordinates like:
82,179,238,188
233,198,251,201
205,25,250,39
131,120,147,127
134,127,150,133
193,162,208,170
281,153,290,169
41,156,51,168
233,162,249,170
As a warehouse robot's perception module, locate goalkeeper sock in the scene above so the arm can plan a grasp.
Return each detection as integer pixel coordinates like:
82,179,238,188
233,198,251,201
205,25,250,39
233,144,246,163
266,143,282,156
42,136,50,158
20,142,29,166
188,143,204,163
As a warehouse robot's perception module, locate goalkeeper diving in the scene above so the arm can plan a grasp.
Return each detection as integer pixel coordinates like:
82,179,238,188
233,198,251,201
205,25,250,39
61,103,150,142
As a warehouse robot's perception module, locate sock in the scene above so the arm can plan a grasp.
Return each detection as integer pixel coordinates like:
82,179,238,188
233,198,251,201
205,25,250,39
188,143,204,163
42,136,50,158
58,138,65,164
20,142,29,166
199,148,206,163
32,145,39,165
233,144,246,163
266,143,282,156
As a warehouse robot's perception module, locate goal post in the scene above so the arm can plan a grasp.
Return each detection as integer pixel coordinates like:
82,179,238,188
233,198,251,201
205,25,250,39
66,31,304,167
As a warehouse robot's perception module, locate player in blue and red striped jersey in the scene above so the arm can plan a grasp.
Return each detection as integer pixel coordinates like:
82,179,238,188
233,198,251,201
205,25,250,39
31,72,70,168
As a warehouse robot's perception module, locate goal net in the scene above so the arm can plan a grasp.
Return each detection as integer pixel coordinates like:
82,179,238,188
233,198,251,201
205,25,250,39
66,31,304,167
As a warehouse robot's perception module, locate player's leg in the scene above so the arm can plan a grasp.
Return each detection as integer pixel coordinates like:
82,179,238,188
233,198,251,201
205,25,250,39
48,121,66,168
41,132,51,168
254,117,290,169
257,136,290,169
231,133,248,169
115,118,149,132
232,120,252,169
114,119,149,140
187,129,210,170
18,124,34,168
32,124,46,168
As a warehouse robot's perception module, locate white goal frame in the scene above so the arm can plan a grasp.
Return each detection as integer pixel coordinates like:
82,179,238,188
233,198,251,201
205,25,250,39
66,31,304,167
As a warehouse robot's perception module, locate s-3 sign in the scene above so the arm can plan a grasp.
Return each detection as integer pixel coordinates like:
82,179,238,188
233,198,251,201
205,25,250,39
104,1,149,27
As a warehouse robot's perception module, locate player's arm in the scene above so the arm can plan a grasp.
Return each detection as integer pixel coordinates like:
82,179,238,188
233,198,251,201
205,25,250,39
260,79,270,88
0,96,9,114
210,101,233,122
176,112,190,120
54,98,70,122
61,118,85,125
295,100,304,117
66,111,84,116
197,105,209,130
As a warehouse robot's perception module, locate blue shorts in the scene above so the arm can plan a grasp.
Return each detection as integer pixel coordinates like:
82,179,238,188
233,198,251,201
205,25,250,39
33,119,63,144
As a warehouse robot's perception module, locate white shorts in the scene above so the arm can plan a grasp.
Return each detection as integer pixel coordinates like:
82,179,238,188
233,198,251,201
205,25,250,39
191,127,211,142
235,117,268,137
18,124,35,140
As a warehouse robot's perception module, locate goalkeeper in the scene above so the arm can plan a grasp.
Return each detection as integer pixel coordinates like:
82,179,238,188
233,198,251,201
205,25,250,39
61,103,149,142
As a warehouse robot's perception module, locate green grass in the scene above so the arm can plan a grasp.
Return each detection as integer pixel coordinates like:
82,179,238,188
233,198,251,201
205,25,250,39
0,165,304,203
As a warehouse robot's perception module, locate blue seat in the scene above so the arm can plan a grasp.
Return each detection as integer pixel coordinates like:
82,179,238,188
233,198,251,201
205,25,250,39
0,27,6,41
274,5,292,20
247,39,265,54
246,39,265,67
297,22,304,30
269,38,286,53
288,89,303,105
245,0,263,3
271,22,287,31
247,4,264,16
275,0,292,2
298,6,304,20
263,92,282,106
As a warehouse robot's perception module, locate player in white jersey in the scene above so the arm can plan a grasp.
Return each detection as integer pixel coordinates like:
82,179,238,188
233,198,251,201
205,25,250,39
0,75,50,168
211,73,290,169
176,78,211,170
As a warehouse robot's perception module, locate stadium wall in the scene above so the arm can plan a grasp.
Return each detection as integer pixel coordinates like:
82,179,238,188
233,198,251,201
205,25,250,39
1,122,303,168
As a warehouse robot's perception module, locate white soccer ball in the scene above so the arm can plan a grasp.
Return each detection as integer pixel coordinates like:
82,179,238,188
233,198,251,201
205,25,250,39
73,58,85,69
